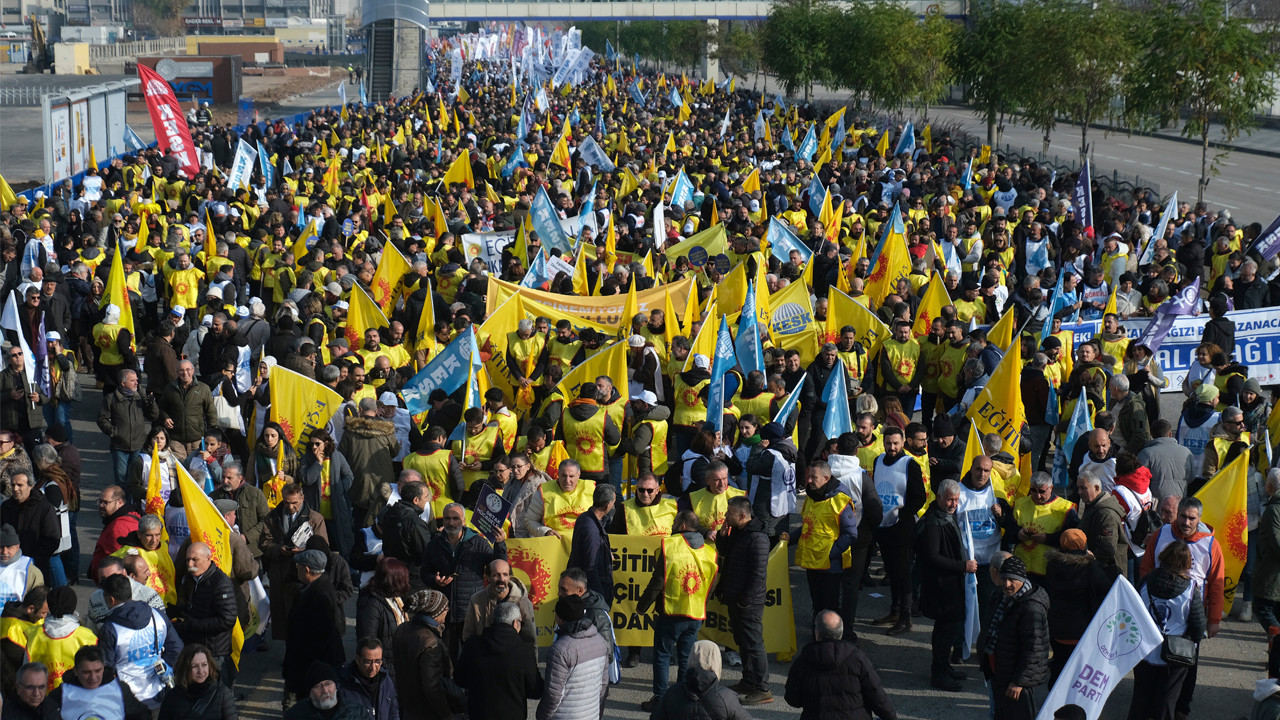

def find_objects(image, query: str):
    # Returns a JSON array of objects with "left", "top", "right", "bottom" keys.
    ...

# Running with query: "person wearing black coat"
[
  {"left": 283, "top": 550, "right": 346, "bottom": 699},
  {"left": 977, "top": 556, "right": 1051, "bottom": 720},
  {"left": 455, "top": 604, "right": 543, "bottom": 720},
  {"left": 567, "top": 484, "right": 615, "bottom": 599},
  {"left": 172, "top": 542, "right": 239, "bottom": 684},
  {"left": 381, "top": 482, "right": 435, "bottom": 591},
  {"left": 784, "top": 610, "right": 897, "bottom": 720},
  {"left": 653, "top": 666, "right": 753, "bottom": 720},
  {"left": 157, "top": 645, "right": 238, "bottom": 720},
  {"left": 913, "top": 482, "right": 977, "bottom": 691},
  {"left": 716, "top": 499, "right": 772, "bottom": 701},
  {"left": 1044, "top": 533, "right": 1112, "bottom": 682},
  {"left": 0, "top": 474, "right": 59, "bottom": 579},
  {"left": 337, "top": 639, "right": 400, "bottom": 720}
]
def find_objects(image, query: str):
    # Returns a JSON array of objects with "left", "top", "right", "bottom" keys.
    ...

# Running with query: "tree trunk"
[
  {"left": 1043, "top": 128, "right": 1050, "bottom": 156},
  {"left": 986, "top": 108, "right": 997, "bottom": 148},
  {"left": 1199, "top": 124, "right": 1210, "bottom": 204},
  {"left": 1080, "top": 124, "right": 1089, "bottom": 165}
]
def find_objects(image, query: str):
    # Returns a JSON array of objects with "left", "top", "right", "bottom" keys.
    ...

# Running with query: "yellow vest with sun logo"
[
  {"left": 672, "top": 376, "right": 710, "bottom": 427},
  {"left": 881, "top": 337, "right": 921, "bottom": 386},
  {"left": 541, "top": 479, "right": 596, "bottom": 535},
  {"left": 563, "top": 410, "right": 607, "bottom": 473},
  {"left": 689, "top": 487, "right": 746, "bottom": 535},
  {"left": 661, "top": 535, "right": 718, "bottom": 620},
  {"left": 797, "top": 492, "right": 854, "bottom": 571},
  {"left": 452, "top": 425, "right": 500, "bottom": 489}
]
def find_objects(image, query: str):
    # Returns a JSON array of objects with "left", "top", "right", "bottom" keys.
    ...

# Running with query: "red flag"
[{"left": 137, "top": 64, "right": 200, "bottom": 178}]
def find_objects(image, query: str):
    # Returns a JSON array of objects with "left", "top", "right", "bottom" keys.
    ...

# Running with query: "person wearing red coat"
[{"left": 90, "top": 486, "right": 139, "bottom": 581}]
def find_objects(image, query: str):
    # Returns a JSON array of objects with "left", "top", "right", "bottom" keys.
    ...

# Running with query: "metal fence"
[
  {"left": 0, "top": 85, "right": 64, "bottom": 106},
  {"left": 88, "top": 38, "right": 185, "bottom": 61}
]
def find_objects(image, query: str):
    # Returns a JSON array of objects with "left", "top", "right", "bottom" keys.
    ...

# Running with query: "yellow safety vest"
[
  {"left": 25, "top": 623, "right": 98, "bottom": 691},
  {"left": 938, "top": 343, "right": 969, "bottom": 398},
  {"left": 0, "top": 617, "right": 38, "bottom": 649},
  {"left": 641, "top": 419, "right": 669, "bottom": 475},
  {"left": 93, "top": 323, "right": 125, "bottom": 365},
  {"left": 837, "top": 348, "right": 866, "bottom": 382},
  {"left": 735, "top": 392, "right": 775, "bottom": 422},
  {"left": 1097, "top": 335, "right": 1130, "bottom": 374},
  {"left": 1012, "top": 495, "right": 1075, "bottom": 576},
  {"left": 911, "top": 449, "right": 933, "bottom": 518},
  {"left": 920, "top": 338, "right": 948, "bottom": 393},
  {"left": 661, "top": 535, "right": 718, "bottom": 620},
  {"left": 688, "top": 487, "right": 746, "bottom": 534},
  {"left": 488, "top": 408, "right": 518, "bottom": 453},
  {"left": 881, "top": 338, "right": 921, "bottom": 386},
  {"left": 798, "top": 491, "right": 853, "bottom": 570},
  {"left": 404, "top": 448, "right": 454, "bottom": 518},
  {"left": 856, "top": 434, "right": 884, "bottom": 475},
  {"left": 673, "top": 376, "right": 710, "bottom": 427},
  {"left": 954, "top": 298, "right": 986, "bottom": 325},
  {"left": 623, "top": 497, "right": 678, "bottom": 536},
  {"left": 453, "top": 425, "right": 500, "bottom": 489},
  {"left": 546, "top": 339, "right": 582, "bottom": 373},
  {"left": 563, "top": 410, "right": 608, "bottom": 473},
  {"left": 541, "top": 479, "right": 596, "bottom": 535},
  {"left": 506, "top": 332, "right": 546, "bottom": 377}
]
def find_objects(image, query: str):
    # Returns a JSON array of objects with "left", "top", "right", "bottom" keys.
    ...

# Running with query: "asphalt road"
[
  {"left": 57, "top": 382, "right": 1259, "bottom": 720},
  {"left": 922, "top": 106, "right": 1280, "bottom": 227}
]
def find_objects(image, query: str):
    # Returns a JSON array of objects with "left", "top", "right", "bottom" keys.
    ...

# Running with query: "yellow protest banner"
[
  {"left": 175, "top": 463, "right": 246, "bottom": 668},
  {"left": 608, "top": 535, "right": 796, "bottom": 655},
  {"left": 664, "top": 224, "right": 728, "bottom": 268},
  {"left": 505, "top": 536, "right": 570, "bottom": 647},
  {"left": 486, "top": 276, "right": 695, "bottom": 328},
  {"left": 102, "top": 242, "right": 137, "bottom": 351},
  {"left": 768, "top": 280, "right": 819, "bottom": 365},
  {"left": 269, "top": 365, "right": 343, "bottom": 453}
]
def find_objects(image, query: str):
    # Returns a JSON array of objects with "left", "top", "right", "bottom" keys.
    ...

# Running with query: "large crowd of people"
[{"left": 0, "top": 29, "right": 1278, "bottom": 720}]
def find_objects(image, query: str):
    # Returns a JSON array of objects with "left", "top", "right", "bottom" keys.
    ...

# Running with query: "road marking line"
[{"left": 1119, "top": 143, "right": 1151, "bottom": 151}]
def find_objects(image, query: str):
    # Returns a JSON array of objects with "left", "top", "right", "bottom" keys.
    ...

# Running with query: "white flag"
[
  {"left": 227, "top": 139, "right": 258, "bottom": 191},
  {"left": 962, "top": 521, "right": 979, "bottom": 660},
  {"left": 1035, "top": 576, "right": 1162, "bottom": 720}
]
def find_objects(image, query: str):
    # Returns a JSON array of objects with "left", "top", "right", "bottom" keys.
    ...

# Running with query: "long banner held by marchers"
[
  {"left": 1060, "top": 306, "right": 1280, "bottom": 390},
  {"left": 1036, "top": 577, "right": 1161, "bottom": 720},
  {"left": 486, "top": 276, "right": 695, "bottom": 328},
  {"left": 137, "top": 64, "right": 200, "bottom": 178}
]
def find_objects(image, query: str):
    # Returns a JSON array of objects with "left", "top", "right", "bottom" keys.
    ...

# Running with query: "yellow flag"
[
  {"left": 558, "top": 340, "right": 631, "bottom": 406},
  {"left": 573, "top": 249, "right": 590, "bottom": 296},
  {"left": 604, "top": 214, "right": 618, "bottom": 267},
  {"left": 344, "top": 285, "right": 390, "bottom": 349},
  {"left": 550, "top": 130, "right": 572, "bottom": 170},
  {"left": 371, "top": 242, "right": 410, "bottom": 313},
  {"left": 438, "top": 99, "right": 449, "bottom": 128},
  {"left": 381, "top": 192, "right": 397, "bottom": 227},
  {"left": 443, "top": 149, "right": 475, "bottom": 189},
  {"left": 1103, "top": 283, "right": 1118, "bottom": 317},
  {"left": 89, "top": 145, "right": 98, "bottom": 171},
  {"left": 620, "top": 282, "right": 639, "bottom": 337},
  {"left": 965, "top": 333, "right": 1024, "bottom": 458},
  {"left": 664, "top": 224, "right": 728, "bottom": 266},
  {"left": 979, "top": 145, "right": 992, "bottom": 165},
  {"left": 912, "top": 271, "right": 951, "bottom": 339},
  {"left": 717, "top": 263, "right": 749, "bottom": 316},
  {"left": 866, "top": 226, "right": 912, "bottom": 307},
  {"left": 961, "top": 421, "right": 985, "bottom": 480},
  {"left": 269, "top": 365, "right": 344, "bottom": 453},
  {"left": 392, "top": 126, "right": 406, "bottom": 146},
  {"left": 144, "top": 443, "right": 165, "bottom": 517},
  {"left": 678, "top": 102, "right": 691, "bottom": 123},
  {"left": 682, "top": 276, "right": 700, "bottom": 333},
  {"left": 432, "top": 198, "right": 448, "bottom": 238},
  {"left": 415, "top": 278, "right": 437, "bottom": 356},
  {"left": 0, "top": 173, "right": 16, "bottom": 212},
  {"left": 292, "top": 219, "right": 318, "bottom": 260},
  {"left": 618, "top": 168, "right": 642, "bottom": 198},
  {"left": 616, "top": 131, "right": 632, "bottom": 157},
  {"left": 923, "top": 124, "right": 933, "bottom": 154},
  {"left": 458, "top": 85, "right": 471, "bottom": 104},
  {"left": 664, "top": 132, "right": 676, "bottom": 155},
  {"left": 831, "top": 288, "right": 889, "bottom": 359},
  {"left": 102, "top": 241, "right": 137, "bottom": 351},
  {"left": 204, "top": 210, "right": 218, "bottom": 282},
  {"left": 988, "top": 305, "right": 1018, "bottom": 352},
  {"left": 1194, "top": 448, "right": 1250, "bottom": 614},
  {"left": 875, "top": 129, "right": 890, "bottom": 158},
  {"left": 742, "top": 168, "right": 761, "bottom": 195},
  {"left": 173, "top": 463, "right": 245, "bottom": 668},
  {"left": 663, "top": 285, "right": 680, "bottom": 350},
  {"left": 769, "top": 280, "right": 820, "bottom": 365},
  {"left": 323, "top": 160, "right": 341, "bottom": 197},
  {"left": 709, "top": 197, "right": 720, "bottom": 227},
  {"left": 684, "top": 302, "right": 719, "bottom": 370}
]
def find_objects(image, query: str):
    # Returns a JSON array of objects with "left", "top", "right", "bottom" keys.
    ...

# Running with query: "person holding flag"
[{"left": 915, "top": 478, "right": 978, "bottom": 691}]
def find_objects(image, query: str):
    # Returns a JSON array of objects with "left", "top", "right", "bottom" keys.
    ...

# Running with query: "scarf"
[{"left": 981, "top": 579, "right": 1033, "bottom": 656}]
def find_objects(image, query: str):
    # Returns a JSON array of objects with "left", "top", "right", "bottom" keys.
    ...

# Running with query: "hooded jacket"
[
  {"left": 980, "top": 584, "right": 1051, "bottom": 690},
  {"left": 784, "top": 638, "right": 897, "bottom": 720},
  {"left": 99, "top": 600, "right": 185, "bottom": 698},
  {"left": 337, "top": 414, "right": 400, "bottom": 522},
  {"left": 654, "top": 666, "right": 753, "bottom": 720},
  {"left": 536, "top": 619, "right": 609, "bottom": 720},
  {"left": 1078, "top": 492, "right": 1127, "bottom": 572},
  {"left": 456, "top": 622, "right": 543, "bottom": 720},
  {"left": 1045, "top": 549, "right": 1113, "bottom": 642}
]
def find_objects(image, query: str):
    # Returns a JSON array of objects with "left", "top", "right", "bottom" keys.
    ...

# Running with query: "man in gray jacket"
[
  {"left": 96, "top": 369, "right": 158, "bottom": 486},
  {"left": 1137, "top": 419, "right": 1192, "bottom": 501},
  {"left": 536, "top": 593, "right": 609, "bottom": 720}
]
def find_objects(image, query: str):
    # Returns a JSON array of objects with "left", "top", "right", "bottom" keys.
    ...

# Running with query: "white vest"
[
  {"left": 748, "top": 448, "right": 796, "bottom": 519},
  {"left": 1080, "top": 455, "right": 1117, "bottom": 492},
  {"left": 680, "top": 449, "right": 702, "bottom": 493},
  {"left": 828, "top": 454, "right": 865, "bottom": 527},
  {"left": 1081, "top": 283, "right": 1109, "bottom": 320},
  {"left": 957, "top": 482, "right": 1000, "bottom": 564},
  {"left": 42, "top": 480, "right": 72, "bottom": 554},
  {"left": 875, "top": 454, "right": 912, "bottom": 528},
  {"left": 359, "top": 526, "right": 383, "bottom": 588},
  {"left": 1153, "top": 524, "right": 1214, "bottom": 598},
  {"left": 1141, "top": 581, "right": 1195, "bottom": 666},
  {"left": 61, "top": 678, "right": 126, "bottom": 720},
  {"left": 1177, "top": 412, "right": 1220, "bottom": 476},
  {"left": 109, "top": 609, "right": 167, "bottom": 706},
  {"left": 0, "top": 556, "right": 32, "bottom": 604},
  {"left": 1113, "top": 485, "right": 1153, "bottom": 557}
]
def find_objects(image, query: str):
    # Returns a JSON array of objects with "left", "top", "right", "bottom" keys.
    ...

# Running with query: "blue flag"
[
  {"left": 773, "top": 372, "right": 806, "bottom": 426},
  {"left": 1052, "top": 391, "right": 1093, "bottom": 488},
  {"left": 669, "top": 87, "right": 683, "bottom": 108},
  {"left": 516, "top": 110, "right": 528, "bottom": 141},
  {"left": 1046, "top": 384, "right": 1060, "bottom": 426},
  {"left": 257, "top": 141, "right": 274, "bottom": 188},
  {"left": 961, "top": 156, "right": 975, "bottom": 193},
  {"left": 753, "top": 111, "right": 767, "bottom": 141},
  {"left": 595, "top": 100, "right": 605, "bottom": 137},
  {"left": 1073, "top": 159, "right": 1094, "bottom": 235},
  {"left": 358, "top": 81, "right": 368, "bottom": 106},
  {"left": 281, "top": 155, "right": 294, "bottom": 177},
  {"left": 401, "top": 328, "right": 477, "bottom": 415},
  {"left": 830, "top": 116, "right": 845, "bottom": 159},
  {"left": 893, "top": 121, "right": 915, "bottom": 157},
  {"left": 501, "top": 143, "right": 529, "bottom": 179},
  {"left": 1140, "top": 191, "right": 1179, "bottom": 265},
  {"left": 821, "top": 363, "right": 852, "bottom": 441},
  {"left": 766, "top": 217, "right": 812, "bottom": 264},
  {"left": 579, "top": 180, "right": 597, "bottom": 218},
  {"left": 124, "top": 124, "right": 147, "bottom": 152},
  {"left": 1041, "top": 269, "right": 1066, "bottom": 345},
  {"left": 705, "top": 316, "right": 738, "bottom": 432},
  {"left": 629, "top": 82, "right": 646, "bottom": 107},
  {"left": 605, "top": 39, "right": 616, "bottom": 60},
  {"left": 735, "top": 283, "right": 764, "bottom": 375},
  {"left": 962, "top": 522, "right": 980, "bottom": 660},
  {"left": 668, "top": 169, "right": 695, "bottom": 209},
  {"left": 780, "top": 126, "right": 795, "bottom": 153},
  {"left": 1135, "top": 277, "right": 1201, "bottom": 353},
  {"left": 568, "top": 106, "right": 581, "bottom": 126},
  {"left": 531, "top": 185, "right": 572, "bottom": 254},
  {"left": 796, "top": 124, "right": 817, "bottom": 162},
  {"left": 806, "top": 176, "right": 825, "bottom": 218},
  {"left": 521, "top": 251, "right": 550, "bottom": 289}
]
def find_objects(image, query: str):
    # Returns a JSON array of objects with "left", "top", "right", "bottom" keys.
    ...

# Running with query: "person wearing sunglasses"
[{"left": 1, "top": 344, "right": 48, "bottom": 453}]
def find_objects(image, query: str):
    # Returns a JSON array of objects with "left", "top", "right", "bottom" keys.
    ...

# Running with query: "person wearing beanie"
[
  {"left": 977, "top": 554, "right": 1050, "bottom": 720},
  {"left": 928, "top": 414, "right": 965, "bottom": 485},
  {"left": 392, "top": 589, "right": 463, "bottom": 720},
  {"left": 283, "top": 547, "right": 345, "bottom": 711},
  {"left": 538, "top": 590, "right": 609, "bottom": 720},
  {"left": 1045, "top": 528, "right": 1112, "bottom": 682},
  {"left": 1177, "top": 382, "right": 1221, "bottom": 478}
]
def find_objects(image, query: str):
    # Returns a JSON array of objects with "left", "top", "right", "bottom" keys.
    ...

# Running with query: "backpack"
[{"left": 1130, "top": 503, "right": 1162, "bottom": 548}]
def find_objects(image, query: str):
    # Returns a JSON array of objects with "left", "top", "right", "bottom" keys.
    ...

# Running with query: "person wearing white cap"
[
  {"left": 626, "top": 334, "right": 664, "bottom": 403},
  {"left": 620, "top": 390, "right": 671, "bottom": 484},
  {"left": 377, "top": 391, "right": 412, "bottom": 463},
  {"left": 91, "top": 304, "right": 135, "bottom": 394},
  {"left": 670, "top": 353, "right": 713, "bottom": 474},
  {"left": 42, "top": 331, "right": 77, "bottom": 440}
]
